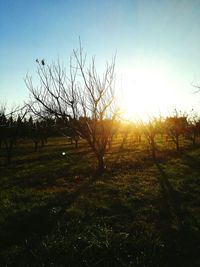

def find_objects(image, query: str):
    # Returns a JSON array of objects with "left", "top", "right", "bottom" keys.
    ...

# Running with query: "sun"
[{"left": 117, "top": 65, "right": 180, "bottom": 121}]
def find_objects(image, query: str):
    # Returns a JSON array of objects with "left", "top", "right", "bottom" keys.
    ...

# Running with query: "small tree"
[
  {"left": 25, "top": 45, "right": 118, "bottom": 173},
  {"left": 164, "top": 110, "right": 188, "bottom": 151},
  {"left": 0, "top": 104, "right": 28, "bottom": 164},
  {"left": 185, "top": 112, "right": 200, "bottom": 146},
  {"left": 141, "top": 118, "right": 162, "bottom": 160}
]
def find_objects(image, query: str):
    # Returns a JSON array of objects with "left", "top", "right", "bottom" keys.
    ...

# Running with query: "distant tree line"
[
  {"left": 1, "top": 105, "right": 200, "bottom": 168},
  {"left": 123, "top": 110, "right": 200, "bottom": 160},
  {"left": 0, "top": 108, "right": 56, "bottom": 164}
]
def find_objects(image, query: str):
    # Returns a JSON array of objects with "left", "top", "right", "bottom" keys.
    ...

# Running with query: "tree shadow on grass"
[
  {"left": 156, "top": 162, "right": 185, "bottom": 227},
  {"left": 178, "top": 150, "right": 200, "bottom": 173},
  {"left": 155, "top": 161, "right": 200, "bottom": 267}
]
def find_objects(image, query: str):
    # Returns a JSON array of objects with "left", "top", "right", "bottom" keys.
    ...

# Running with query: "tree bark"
[{"left": 97, "top": 154, "right": 105, "bottom": 174}]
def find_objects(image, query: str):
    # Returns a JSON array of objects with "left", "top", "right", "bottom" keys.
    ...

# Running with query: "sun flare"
[{"left": 117, "top": 65, "right": 181, "bottom": 121}]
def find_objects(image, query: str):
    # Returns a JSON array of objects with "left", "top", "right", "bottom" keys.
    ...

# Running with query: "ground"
[{"left": 0, "top": 137, "right": 200, "bottom": 266}]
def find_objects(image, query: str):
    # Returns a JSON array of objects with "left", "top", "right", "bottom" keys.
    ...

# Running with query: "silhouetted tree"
[
  {"left": 0, "top": 104, "right": 29, "bottom": 164},
  {"left": 141, "top": 118, "right": 162, "bottom": 160},
  {"left": 164, "top": 111, "right": 188, "bottom": 151},
  {"left": 25, "top": 44, "right": 118, "bottom": 173},
  {"left": 185, "top": 112, "right": 200, "bottom": 146},
  {"left": 26, "top": 116, "right": 50, "bottom": 151}
]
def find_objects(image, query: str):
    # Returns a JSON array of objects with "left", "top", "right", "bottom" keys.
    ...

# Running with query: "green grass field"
[{"left": 0, "top": 137, "right": 200, "bottom": 266}]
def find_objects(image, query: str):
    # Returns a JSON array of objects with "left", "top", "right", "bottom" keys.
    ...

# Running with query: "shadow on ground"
[{"left": 155, "top": 160, "right": 200, "bottom": 267}]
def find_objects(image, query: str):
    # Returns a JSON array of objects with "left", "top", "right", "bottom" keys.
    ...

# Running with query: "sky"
[{"left": 1, "top": 0, "right": 200, "bottom": 119}]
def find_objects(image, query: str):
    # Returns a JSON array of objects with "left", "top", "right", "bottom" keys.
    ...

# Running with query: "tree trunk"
[
  {"left": 151, "top": 143, "right": 156, "bottom": 160},
  {"left": 192, "top": 134, "right": 196, "bottom": 147},
  {"left": 5, "top": 140, "right": 13, "bottom": 165},
  {"left": 150, "top": 137, "right": 156, "bottom": 160},
  {"left": 97, "top": 154, "right": 105, "bottom": 174},
  {"left": 34, "top": 140, "right": 38, "bottom": 152},
  {"left": 75, "top": 139, "right": 78, "bottom": 148},
  {"left": 175, "top": 136, "right": 179, "bottom": 151}
]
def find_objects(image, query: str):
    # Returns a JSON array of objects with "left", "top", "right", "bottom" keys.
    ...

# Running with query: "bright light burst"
[{"left": 117, "top": 64, "right": 185, "bottom": 121}]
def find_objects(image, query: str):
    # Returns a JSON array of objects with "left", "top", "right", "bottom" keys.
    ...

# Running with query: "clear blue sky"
[{"left": 1, "top": 0, "right": 200, "bottom": 117}]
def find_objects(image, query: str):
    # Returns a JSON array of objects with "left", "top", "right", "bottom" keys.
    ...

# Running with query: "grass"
[{"left": 0, "top": 136, "right": 200, "bottom": 266}]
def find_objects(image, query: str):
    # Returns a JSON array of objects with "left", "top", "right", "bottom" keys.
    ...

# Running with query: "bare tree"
[
  {"left": 25, "top": 45, "right": 118, "bottom": 173},
  {"left": 141, "top": 117, "right": 162, "bottom": 160},
  {"left": 185, "top": 112, "right": 200, "bottom": 146},
  {"left": 164, "top": 110, "right": 188, "bottom": 151},
  {"left": 0, "top": 103, "right": 28, "bottom": 164}
]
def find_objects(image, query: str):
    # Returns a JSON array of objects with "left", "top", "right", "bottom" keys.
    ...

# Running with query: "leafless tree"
[
  {"left": 25, "top": 45, "right": 119, "bottom": 173},
  {"left": 164, "top": 110, "right": 188, "bottom": 151},
  {"left": 141, "top": 117, "right": 162, "bottom": 160},
  {"left": 0, "top": 103, "right": 28, "bottom": 164},
  {"left": 185, "top": 111, "right": 200, "bottom": 146}
]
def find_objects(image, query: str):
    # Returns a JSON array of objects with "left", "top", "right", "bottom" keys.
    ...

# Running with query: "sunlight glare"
[{"left": 118, "top": 65, "right": 182, "bottom": 121}]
